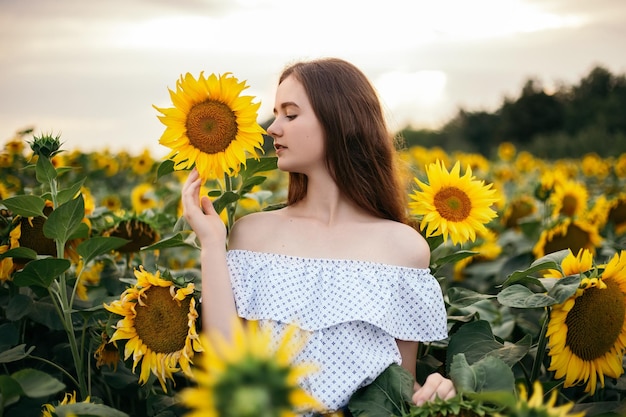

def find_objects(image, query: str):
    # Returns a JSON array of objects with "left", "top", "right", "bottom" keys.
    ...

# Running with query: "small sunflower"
[
  {"left": 533, "top": 218, "right": 603, "bottom": 259},
  {"left": 502, "top": 195, "right": 537, "bottom": 229},
  {"left": 154, "top": 72, "right": 266, "bottom": 181},
  {"left": 409, "top": 160, "right": 499, "bottom": 245},
  {"left": 94, "top": 331, "right": 121, "bottom": 371},
  {"left": 497, "top": 141, "right": 516, "bottom": 162},
  {"left": 180, "top": 319, "right": 321, "bottom": 417},
  {"left": 585, "top": 195, "right": 610, "bottom": 229},
  {"left": 607, "top": 193, "right": 626, "bottom": 235},
  {"left": 41, "top": 391, "right": 91, "bottom": 417},
  {"left": 102, "top": 216, "right": 160, "bottom": 254},
  {"left": 104, "top": 266, "right": 201, "bottom": 391},
  {"left": 0, "top": 244, "right": 15, "bottom": 283},
  {"left": 131, "top": 149, "right": 156, "bottom": 176},
  {"left": 131, "top": 183, "right": 160, "bottom": 213},
  {"left": 505, "top": 381, "right": 585, "bottom": 417},
  {"left": 550, "top": 180, "right": 588, "bottom": 219},
  {"left": 100, "top": 194, "right": 122, "bottom": 212},
  {"left": 9, "top": 203, "right": 56, "bottom": 265},
  {"left": 545, "top": 249, "right": 626, "bottom": 393}
]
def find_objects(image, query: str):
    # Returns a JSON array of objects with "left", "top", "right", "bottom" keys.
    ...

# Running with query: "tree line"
[{"left": 399, "top": 65, "right": 626, "bottom": 159}]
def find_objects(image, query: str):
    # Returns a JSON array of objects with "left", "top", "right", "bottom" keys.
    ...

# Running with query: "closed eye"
[{"left": 286, "top": 114, "right": 297, "bottom": 121}]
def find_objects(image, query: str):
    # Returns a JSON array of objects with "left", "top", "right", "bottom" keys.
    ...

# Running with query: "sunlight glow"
[{"left": 110, "top": 0, "right": 584, "bottom": 53}]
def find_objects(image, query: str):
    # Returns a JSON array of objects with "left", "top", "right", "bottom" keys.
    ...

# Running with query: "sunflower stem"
[
  {"left": 530, "top": 308, "right": 550, "bottom": 384},
  {"left": 48, "top": 169, "right": 88, "bottom": 398},
  {"left": 224, "top": 173, "right": 236, "bottom": 234}
]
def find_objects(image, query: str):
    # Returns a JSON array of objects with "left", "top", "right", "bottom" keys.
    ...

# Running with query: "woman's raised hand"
[{"left": 181, "top": 168, "right": 227, "bottom": 247}]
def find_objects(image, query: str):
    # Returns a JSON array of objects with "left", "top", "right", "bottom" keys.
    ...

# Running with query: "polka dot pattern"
[{"left": 227, "top": 249, "right": 448, "bottom": 413}]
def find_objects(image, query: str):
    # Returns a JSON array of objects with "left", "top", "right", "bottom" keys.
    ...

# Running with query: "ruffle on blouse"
[{"left": 227, "top": 250, "right": 448, "bottom": 342}]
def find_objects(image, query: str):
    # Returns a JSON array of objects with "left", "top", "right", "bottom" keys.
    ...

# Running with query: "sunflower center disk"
[
  {"left": 544, "top": 223, "right": 590, "bottom": 256},
  {"left": 565, "top": 280, "right": 626, "bottom": 361},
  {"left": 561, "top": 194, "right": 579, "bottom": 217},
  {"left": 434, "top": 187, "right": 472, "bottom": 222},
  {"left": 134, "top": 286, "right": 191, "bottom": 353},
  {"left": 186, "top": 100, "right": 238, "bottom": 154}
]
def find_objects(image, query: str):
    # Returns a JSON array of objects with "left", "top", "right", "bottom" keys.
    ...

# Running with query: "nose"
[{"left": 266, "top": 118, "right": 281, "bottom": 138}]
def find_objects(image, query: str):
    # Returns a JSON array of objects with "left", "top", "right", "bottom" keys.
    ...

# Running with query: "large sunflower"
[
  {"left": 409, "top": 160, "right": 499, "bottom": 245},
  {"left": 545, "top": 249, "right": 626, "bottom": 393},
  {"left": 154, "top": 72, "right": 266, "bottom": 180},
  {"left": 104, "top": 266, "right": 202, "bottom": 391},
  {"left": 180, "top": 319, "right": 321, "bottom": 417}
]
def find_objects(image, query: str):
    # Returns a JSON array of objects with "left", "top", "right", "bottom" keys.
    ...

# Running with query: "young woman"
[{"left": 182, "top": 58, "right": 455, "bottom": 413}]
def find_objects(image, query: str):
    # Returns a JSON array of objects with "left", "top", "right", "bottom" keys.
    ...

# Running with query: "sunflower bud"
[{"left": 28, "top": 133, "right": 63, "bottom": 159}]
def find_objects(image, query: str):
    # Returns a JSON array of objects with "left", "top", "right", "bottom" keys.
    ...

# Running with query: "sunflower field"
[{"left": 2, "top": 77, "right": 626, "bottom": 417}]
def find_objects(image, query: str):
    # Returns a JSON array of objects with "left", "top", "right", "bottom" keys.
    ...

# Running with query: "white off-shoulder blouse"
[{"left": 226, "top": 249, "right": 448, "bottom": 413}]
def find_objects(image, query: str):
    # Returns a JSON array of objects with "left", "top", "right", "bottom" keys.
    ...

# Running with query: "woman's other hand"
[{"left": 412, "top": 373, "right": 456, "bottom": 406}]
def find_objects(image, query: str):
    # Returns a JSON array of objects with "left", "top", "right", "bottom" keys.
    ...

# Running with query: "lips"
[{"left": 274, "top": 143, "right": 286, "bottom": 152}]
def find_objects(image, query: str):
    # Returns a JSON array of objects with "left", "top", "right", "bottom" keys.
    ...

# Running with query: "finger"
[
  {"left": 412, "top": 374, "right": 455, "bottom": 406},
  {"left": 200, "top": 195, "right": 216, "bottom": 215}
]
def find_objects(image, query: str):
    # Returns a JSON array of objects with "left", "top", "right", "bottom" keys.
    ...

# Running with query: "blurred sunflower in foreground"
[
  {"left": 505, "top": 381, "right": 585, "bottom": 417},
  {"left": 544, "top": 249, "right": 626, "bottom": 393},
  {"left": 41, "top": 391, "right": 92, "bottom": 417},
  {"left": 409, "top": 160, "right": 499, "bottom": 246},
  {"left": 104, "top": 266, "right": 202, "bottom": 391},
  {"left": 180, "top": 320, "right": 321, "bottom": 417},
  {"left": 154, "top": 72, "right": 266, "bottom": 181}
]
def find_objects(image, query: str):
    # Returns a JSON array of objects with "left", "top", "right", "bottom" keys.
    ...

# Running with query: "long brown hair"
[{"left": 279, "top": 58, "right": 409, "bottom": 223}]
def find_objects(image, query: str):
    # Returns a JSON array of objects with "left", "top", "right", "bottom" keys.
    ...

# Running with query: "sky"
[{"left": 1, "top": 0, "right": 625, "bottom": 157}]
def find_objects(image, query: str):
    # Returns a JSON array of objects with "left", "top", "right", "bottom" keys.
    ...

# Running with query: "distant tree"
[{"left": 498, "top": 79, "right": 564, "bottom": 145}]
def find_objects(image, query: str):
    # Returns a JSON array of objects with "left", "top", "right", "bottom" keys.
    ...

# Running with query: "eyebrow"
[{"left": 273, "top": 101, "right": 300, "bottom": 115}]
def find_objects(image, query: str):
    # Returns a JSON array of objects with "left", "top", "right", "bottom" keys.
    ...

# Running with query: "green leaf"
[
  {"left": 432, "top": 250, "right": 478, "bottom": 269},
  {"left": 1, "top": 195, "right": 46, "bottom": 217},
  {"left": 12, "top": 258, "right": 71, "bottom": 288},
  {"left": 446, "top": 320, "right": 528, "bottom": 369},
  {"left": 240, "top": 174, "right": 267, "bottom": 193},
  {"left": 501, "top": 260, "right": 558, "bottom": 288},
  {"left": 55, "top": 402, "right": 130, "bottom": 417},
  {"left": 5, "top": 294, "right": 33, "bottom": 320},
  {"left": 426, "top": 235, "right": 445, "bottom": 252},
  {"left": 143, "top": 232, "right": 195, "bottom": 251},
  {"left": 35, "top": 154, "right": 57, "bottom": 183},
  {"left": 240, "top": 156, "right": 277, "bottom": 179},
  {"left": 546, "top": 274, "right": 581, "bottom": 304},
  {"left": 12, "top": 368, "right": 65, "bottom": 398},
  {"left": 348, "top": 363, "right": 413, "bottom": 417},
  {"left": 57, "top": 178, "right": 86, "bottom": 205},
  {"left": 0, "top": 344, "right": 35, "bottom": 364},
  {"left": 447, "top": 287, "right": 495, "bottom": 308},
  {"left": 449, "top": 354, "right": 515, "bottom": 394},
  {"left": 156, "top": 159, "right": 176, "bottom": 179},
  {"left": 76, "top": 236, "right": 129, "bottom": 264},
  {"left": 497, "top": 284, "right": 556, "bottom": 308},
  {"left": 0, "top": 323, "right": 19, "bottom": 351},
  {"left": 0, "top": 247, "right": 38, "bottom": 260},
  {"left": 212, "top": 191, "right": 240, "bottom": 214},
  {"left": 43, "top": 194, "right": 85, "bottom": 243},
  {"left": 0, "top": 374, "right": 24, "bottom": 409}
]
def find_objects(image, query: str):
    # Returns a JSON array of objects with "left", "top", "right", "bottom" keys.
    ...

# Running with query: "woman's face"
[{"left": 266, "top": 74, "right": 325, "bottom": 174}]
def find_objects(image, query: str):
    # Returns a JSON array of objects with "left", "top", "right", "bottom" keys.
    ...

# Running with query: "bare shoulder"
[
  {"left": 228, "top": 209, "right": 283, "bottom": 251},
  {"left": 376, "top": 220, "right": 431, "bottom": 269}
]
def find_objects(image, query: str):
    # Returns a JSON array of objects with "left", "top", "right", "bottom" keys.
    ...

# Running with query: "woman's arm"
[{"left": 181, "top": 169, "right": 238, "bottom": 339}]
